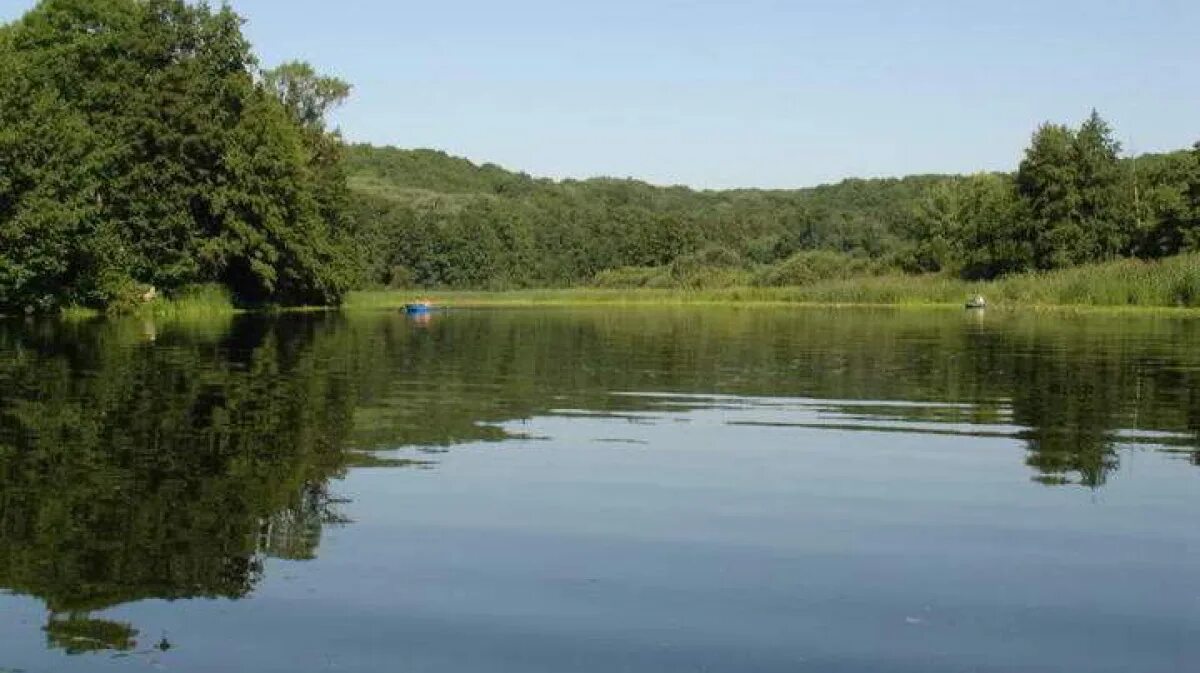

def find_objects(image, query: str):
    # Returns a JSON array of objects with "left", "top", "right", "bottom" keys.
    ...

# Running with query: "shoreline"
[{"left": 342, "top": 288, "right": 1200, "bottom": 317}]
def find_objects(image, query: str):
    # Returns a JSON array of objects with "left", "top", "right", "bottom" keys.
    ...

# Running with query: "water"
[{"left": 0, "top": 307, "right": 1196, "bottom": 672}]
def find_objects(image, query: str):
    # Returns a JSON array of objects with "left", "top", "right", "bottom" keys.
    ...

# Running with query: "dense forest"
[
  {"left": 1, "top": 0, "right": 1198, "bottom": 312},
  {"left": 346, "top": 117, "right": 1200, "bottom": 290}
]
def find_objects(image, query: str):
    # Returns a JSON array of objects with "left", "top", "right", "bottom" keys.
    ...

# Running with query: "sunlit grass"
[
  {"left": 52, "top": 284, "right": 240, "bottom": 321},
  {"left": 345, "top": 253, "right": 1200, "bottom": 312},
  {"left": 148, "top": 284, "right": 239, "bottom": 318}
]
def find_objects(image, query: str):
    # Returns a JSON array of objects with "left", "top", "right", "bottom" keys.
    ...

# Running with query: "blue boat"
[{"left": 404, "top": 302, "right": 433, "bottom": 314}]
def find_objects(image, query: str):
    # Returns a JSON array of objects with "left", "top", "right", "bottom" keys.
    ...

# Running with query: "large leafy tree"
[
  {"left": 1015, "top": 111, "right": 1127, "bottom": 270},
  {"left": 1124, "top": 148, "right": 1199, "bottom": 257},
  {"left": 0, "top": 0, "right": 354, "bottom": 312},
  {"left": 1017, "top": 123, "right": 1084, "bottom": 269},
  {"left": 1072, "top": 110, "right": 1126, "bottom": 259},
  {"left": 903, "top": 173, "right": 1029, "bottom": 278}
]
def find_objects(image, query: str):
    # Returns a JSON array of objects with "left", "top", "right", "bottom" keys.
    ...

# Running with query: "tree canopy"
[
  {"left": 0, "top": 0, "right": 355, "bottom": 312},
  {"left": 344, "top": 111, "right": 1198, "bottom": 290}
]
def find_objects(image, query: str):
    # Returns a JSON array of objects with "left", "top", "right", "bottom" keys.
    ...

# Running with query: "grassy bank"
[
  {"left": 346, "top": 253, "right": 1200, "bottom": 311},
  {"left": 59, "top": 284, "right": 240, "bottom": 321}
]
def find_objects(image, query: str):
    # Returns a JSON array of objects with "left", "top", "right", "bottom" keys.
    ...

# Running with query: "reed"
[
  {"left": 345, "top": 253, "right": 1200, "bottom": 311},
  {"left": 136, "top": 284, "right": 240, "bottom": 320}
]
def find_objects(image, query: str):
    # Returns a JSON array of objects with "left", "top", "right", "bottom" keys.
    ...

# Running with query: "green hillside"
[
  {"left": 344, "top": 143, "right": 955, "bottom": 289},
  {"left": 344, "top": 136, "right": 1198, "bottom": 291}
]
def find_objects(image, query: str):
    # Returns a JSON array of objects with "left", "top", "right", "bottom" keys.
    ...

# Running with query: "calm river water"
[{"left": 0, "top": 307, "right": 1196, "bottom": 672}]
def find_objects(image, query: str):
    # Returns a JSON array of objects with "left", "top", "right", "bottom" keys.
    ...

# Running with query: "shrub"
[
  {"left": 753, "top": 250, "right": 887, "bottom": 287},
  {"left": 388, "top": 266, "right": 416, "bottom": 289},
  {"left": 592, "top": 266, "right": 665, "bottom": 288}
]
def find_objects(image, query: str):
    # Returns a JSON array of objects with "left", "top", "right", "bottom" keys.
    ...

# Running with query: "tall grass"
[
  {"left": 144, "top": 283, "right": 238, "bottom": 319},
  {"left": 55, "top": 283, "right": 239, "bottom": 321},
  {"left": 345, "top": 253, "right": 1200, "bottom": 311}
]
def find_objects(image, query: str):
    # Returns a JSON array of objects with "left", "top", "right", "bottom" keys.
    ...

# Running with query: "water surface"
[{"left": 0, "top": 307, "right": 1196, "bottom": 672}]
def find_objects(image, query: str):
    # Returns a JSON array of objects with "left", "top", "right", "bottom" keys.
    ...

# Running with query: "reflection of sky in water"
[{"left": 5, "top": 403, "right": 1194, "bottom": 673}]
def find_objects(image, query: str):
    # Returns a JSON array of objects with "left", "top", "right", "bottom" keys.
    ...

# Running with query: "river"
[{"left": 0, "top": 307, "right": 1195, "bottom": 672}]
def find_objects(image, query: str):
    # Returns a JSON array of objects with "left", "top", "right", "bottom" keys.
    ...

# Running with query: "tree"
[
  {"left": 901, "top": 173, "right": 1028, "bottom": 278},
  {"left": 1017, "top": 123, "right": 1084, "bottom": 269},
  {"left": 1125, "top": 149, "right": 1199, "bottom": 257},
  {"left": 957, "top": 174, "right": 1033, "bottom": 279},
  {"left": 0, "top": 0, "right": 355, "bottom": 312},
  {"left": 1072, "top": 110, "right": 1126, "bottom": 259},
  {"left": 903, "top": 180, "right": 968, "bottom": 273},
  {"left": 1015, "top": 111, "right": 1128, "bottom": 271},
  {"left": 262, "top": 61, "right": 351, "bottom": 130}
]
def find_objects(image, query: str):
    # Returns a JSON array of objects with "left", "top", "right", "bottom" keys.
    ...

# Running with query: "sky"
[{"left": 2, "top": 0, "right": 1197, "bottom": 189}]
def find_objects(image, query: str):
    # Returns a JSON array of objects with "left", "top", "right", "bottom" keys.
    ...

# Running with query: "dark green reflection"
[
  {"left": 0, "top": 315, "right": 420, "bottom": 653},
  {"left": 0, "top": 308, "right": 1197, "bottom": 654},
  {"left": 332, "top": 307, "right": 1200, "bottom": 489}
]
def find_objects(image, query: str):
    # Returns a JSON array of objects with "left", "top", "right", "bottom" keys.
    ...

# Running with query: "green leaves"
[
  {"left": 898, "top": 112, "right": 1194, "bottom": 281},
  {"left": 1015, "top": 111, "right": 1129, "bottom": 270},
  {"left": 261, "top": 61, "right": 351, "bottom": 130},
  {"left": 0, "top": 0, "right": 354, "bottom": 312}
]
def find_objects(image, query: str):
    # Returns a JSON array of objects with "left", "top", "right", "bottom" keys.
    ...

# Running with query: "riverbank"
[
  {"left": 22, "top": 252, "right": 1197, "bottom": 319},
  {"left": 346, "top": 253, "right": 1200, "bottom": 312}
]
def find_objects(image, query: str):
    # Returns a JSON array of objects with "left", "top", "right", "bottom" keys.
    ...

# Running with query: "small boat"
[
  {"left": 404, "top": 302, "right": 433, "bottom": 314},
  {"left": 965, "top": 295, "right": 987, "bottom": 309}
]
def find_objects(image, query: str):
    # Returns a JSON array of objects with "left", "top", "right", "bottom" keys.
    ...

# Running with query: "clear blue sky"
[{"left": 3, "top": 0, "right": 1197, "bottom": 188}]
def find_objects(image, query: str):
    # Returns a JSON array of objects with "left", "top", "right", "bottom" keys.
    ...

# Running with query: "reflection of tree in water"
[
  {"left": 44, "top": 615, "right": 138, "bottom": 655},
  {"left": 1004, "top": 342, "right": 1125, "bottom": 487},
  {"left": 259, "top": 482, "right": 352, "bottom": 561},
  {"left": 998, "top": 318, "right": 1200, "bottom": 487},
  {"left": 398, "top": 309, "right": 1199, "bottom": 489},
  {"left": 0, "top": 316, "right": 417, "bottom": 654},
  {"left": 346, "top": 309, "right": 1198, "bottom": 489}
]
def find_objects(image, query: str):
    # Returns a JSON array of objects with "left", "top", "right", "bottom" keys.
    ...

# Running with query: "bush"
[
  {"left": 672, "top": 246, "right": 745, "bottom": 271},
  {"left": 592, "top": 266, "right": 665, "bottom": 288},
  {"left": 592, "top": 253, "right": 751, "bottom": 290},
  {"left": 753, "top": 251, "right": 888, "bottom": 287},
  {"left": 664, "top": 247, "right": 750, "bottom": 288},
  {"left": 388, "top": 266, "right": 416, "bottom": 289}
]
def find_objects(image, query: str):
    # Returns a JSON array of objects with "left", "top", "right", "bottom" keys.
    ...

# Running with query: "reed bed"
[{"left": 346, "top": 253, "right": 1200, "bottom": 312}]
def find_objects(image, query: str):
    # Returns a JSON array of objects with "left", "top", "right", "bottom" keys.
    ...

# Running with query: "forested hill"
[
  {"left": 344, "top": 144, "right": 956, "bottom": 289},
  {"left": 343, "top": 138, "right": 1198, "bottom": 291}
]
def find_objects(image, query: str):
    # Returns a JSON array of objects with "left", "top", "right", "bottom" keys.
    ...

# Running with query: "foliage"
[
  {"left": 344, "top": 144, "right": 943, "bottom": 290},
  {"left": 1015, "top": 111, "right": 1127, "bottom": 269},
  {"left": 894, "top": 111, "right": 1197, "bottom": 281},
  {"left": 0, "top": 0, "right": 354, "bottom": 313},
  {"left": 899, "top": 173, "right": 1030, "bottom": 277},
  {"left": 343, "top": 111, "right": 1197, "bottom": 292},
  {"left": 753, "top": 250, "right": 890, "bottom": 287}
]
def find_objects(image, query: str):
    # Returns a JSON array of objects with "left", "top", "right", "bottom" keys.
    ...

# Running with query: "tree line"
[
  {"left": 906, "top": 112, "right": 1200, "bottom": 279},
  {"left": 1, "top": 0, "right": 1197, "bottom": 310},
  {"left": 346, "top": 146, "right": 944, "bottom": 289},
  {"left": 348, "top": 115, "right": 1199, "bottom": 290}
]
